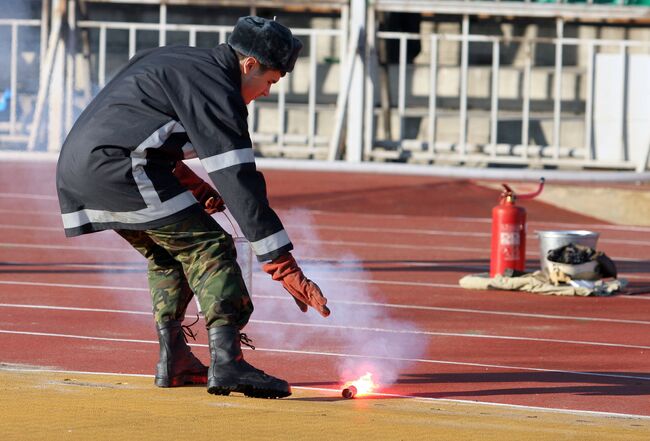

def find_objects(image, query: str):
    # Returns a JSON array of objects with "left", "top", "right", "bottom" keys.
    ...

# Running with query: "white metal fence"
[
  {"left": 0, "top": 18, "right": 44, "bottom": 145},
  {"left": 76, "top": 18, "right": 346, "bottom": 159},
  {"left": 365, "top": 29, "right": 650, "bottom": 172},
  {"left": 2, "top": 1, "right": 650, "bottom": 173}
]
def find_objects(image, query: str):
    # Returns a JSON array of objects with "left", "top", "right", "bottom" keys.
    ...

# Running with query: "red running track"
[{"left": 1, "top": 161, "right": 650, "bottom": 417}]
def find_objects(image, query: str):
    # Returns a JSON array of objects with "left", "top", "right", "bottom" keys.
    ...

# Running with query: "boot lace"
[
  {"left": 181, "top": 315, "right": 200, "bottom": 343},
  {"left": 239, "top": 333, "right": 256, "bottom": 350}
]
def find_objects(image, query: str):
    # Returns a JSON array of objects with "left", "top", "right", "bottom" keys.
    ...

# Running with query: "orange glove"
[
  {"left": 173, "top": 161, "right": 225, "bottom": 214},
  {"left": 262, "top": 253, "right": 330, "bottom": 318}
]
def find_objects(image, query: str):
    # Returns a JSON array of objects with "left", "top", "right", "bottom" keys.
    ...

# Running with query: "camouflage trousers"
[{"left": 116, "top": 211, "right": 253, "bottom": 329}]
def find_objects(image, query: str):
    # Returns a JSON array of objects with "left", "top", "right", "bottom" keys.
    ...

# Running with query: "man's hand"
[
  {"left": 173, "top": 161, "right": 225, "bottom": 214},
  {"left": 262, "top": 253, "right": 330, "bottom": 317},
  {"left": 204, "top": 196, "right": 225, "bottom": 215}
]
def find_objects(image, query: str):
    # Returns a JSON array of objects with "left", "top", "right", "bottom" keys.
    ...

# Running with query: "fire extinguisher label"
[
  {"left": 502, "top": 247, "right": 520, "bottom": 260},
  {"left": 500, "top": 232, "right": 520, "bottom": 245}
]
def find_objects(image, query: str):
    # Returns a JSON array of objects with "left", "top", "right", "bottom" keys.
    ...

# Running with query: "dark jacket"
[{"left": 56, "top": 44, "right": 292, "bottom": 262}]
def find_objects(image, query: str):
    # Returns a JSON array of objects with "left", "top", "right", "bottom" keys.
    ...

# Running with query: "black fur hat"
[{"left": 228, "top": 16, "right": 302, "bottom": 74}]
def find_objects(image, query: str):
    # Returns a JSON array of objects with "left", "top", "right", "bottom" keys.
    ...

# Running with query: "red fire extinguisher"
[{"left": 490, "top": 178, "right": 545, "bottom": 277}]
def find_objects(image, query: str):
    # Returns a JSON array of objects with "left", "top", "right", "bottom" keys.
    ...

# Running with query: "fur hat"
[{"left": 228, "top": 16, "right": 302, "bottom": 74}]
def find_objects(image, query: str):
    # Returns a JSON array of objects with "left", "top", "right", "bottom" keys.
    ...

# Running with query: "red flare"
[
  {"left": 341, "top": 372, "right": 378, "bottom": 398},
  {"left": 341, "top": 385, "right": 357, "bottom": 399}
]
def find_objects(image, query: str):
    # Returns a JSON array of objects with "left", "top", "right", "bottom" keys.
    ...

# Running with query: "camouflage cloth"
[{"left": 116, "top": 211, "right": 253, "bottom": 329}]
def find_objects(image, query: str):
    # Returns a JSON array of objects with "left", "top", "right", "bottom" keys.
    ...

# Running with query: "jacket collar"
[{"left": 211, "top": 43, "right": 242, "bottom": 91}]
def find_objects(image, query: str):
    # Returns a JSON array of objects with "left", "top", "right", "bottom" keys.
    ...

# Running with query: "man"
[{"left": 56, "top": 16, "right": 330, "bottom": 399}]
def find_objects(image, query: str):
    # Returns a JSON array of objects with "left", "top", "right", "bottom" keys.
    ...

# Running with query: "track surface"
[{"left": 1, "top": 161, "right": 650, "bottom": 418}]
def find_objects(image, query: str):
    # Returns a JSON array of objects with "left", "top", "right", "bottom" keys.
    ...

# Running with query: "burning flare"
[{"left": 341, "top": 372, "right": 378, "bottom": 398}]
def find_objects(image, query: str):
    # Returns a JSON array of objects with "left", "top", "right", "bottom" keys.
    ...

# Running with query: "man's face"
[{"left": 240, "top": 60, "right": 282, "bottom": 105}]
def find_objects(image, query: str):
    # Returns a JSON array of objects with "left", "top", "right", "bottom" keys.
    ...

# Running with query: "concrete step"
[
  {"left": 276, "top": 58, "right": 589, "bottom": 113},
  {"left": 253, "top": 101, "right": 589, "bottom": 152}
]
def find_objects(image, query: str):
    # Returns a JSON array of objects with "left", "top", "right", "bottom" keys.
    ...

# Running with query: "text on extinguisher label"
[{"left": 499, "top": 232, "right": 520, "bottom": 245}]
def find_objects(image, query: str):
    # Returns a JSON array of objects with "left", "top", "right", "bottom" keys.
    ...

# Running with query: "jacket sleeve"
[{"left": 165, "top": 64, "right": 292, "bottom": 262}]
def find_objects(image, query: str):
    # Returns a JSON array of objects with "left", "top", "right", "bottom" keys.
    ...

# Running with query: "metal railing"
[
  {"left": 2, "top": 1, "right": 650, "bottom": 173},
  {"left": 0, "top": 18, "right": 43, "bottom": 146},
  {"left": 75, "top": 18, "right": 346, "bottom": 158},
  {"left": 364, "top": 28, "right": 650, "bottom": 171}
]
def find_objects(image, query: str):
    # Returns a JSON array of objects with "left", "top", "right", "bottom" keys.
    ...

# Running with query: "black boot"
[
  {"left": 155, "top": 320, "right": 208, "bottom": 387},
  {"left": 207, "top": 326, "right": 291, "bottom": 398}
]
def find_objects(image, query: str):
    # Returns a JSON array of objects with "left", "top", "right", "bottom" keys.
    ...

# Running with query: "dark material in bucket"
[
  {"left": 547, "top": 243, "right": 596, "bottom": 265},
  {"left": 547, "top": 243, "right": 618, "bottom": 279}
]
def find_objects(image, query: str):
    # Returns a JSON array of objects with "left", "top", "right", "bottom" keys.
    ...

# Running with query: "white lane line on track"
[
  {"left": 1, "top": 239, "right": 486, "bottom": 253},
  {"left": 252, "top": 318, "right": 650, "bottom": 350},
  {"left": 3, "top": 197, "right": 650, "bottom": 234},
  {"left": 310, "top": 276, "right": 461, "bottom": 288},
  {"left": 1, "top": 262, "right": 143, "bottom": 271},
  {"left": 2, "top": 279, "right": 650, "bottom": 322},
  {"left": 0, "top": 280, "right": 148, "bottom": 291},
  {"left": 3, "top": 366, "right": 649, "bottom": 421},
  {"left": 0, "top": 208, "right": 60, "bottom": 216},
  {"left": 0, "top": 224, "right": 61, "bottom": 232},
  {"left": 304, "top": 209, "right": 650, "bottom": 233},
  {"left": 2, "top": 302, "right": 649, "bottom": 350},
  {"left": 0, "top": 242, "right": 138, "bottom": 252},
  {"left": 290, "top": 224, "right": 650, "bottom": 247},
  {"left": 284, "top": 223, "right": 490, "bottom": 238},
  {"left": 0, "top": 276, "right": 461, "bottom": 291},
  {"left": 1, "top": 257, "right": 648, "bottom": 282},
  {"left": 2, "top": 258, "right": 648, "bottom": 283},
  {"left": 2, "top": 240, "right": 649, "bottom": 268},
  {"left": 2, "top": 240, "right": 477, "bottom": 253},
  {"left": 0, "top": 193, "right": 58, "bottom": 201},
  {"left": 0, "top": 303, "right": 150, "bottom": 316},
  {"left": 3, "top": 221, "right": 650, "bottom": 249},
  {"left": 2, "top": 258, "right": 489, "bottom": 273},
  {"left": 2, "top": 328, "right": 650, "bottom": 384}
]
